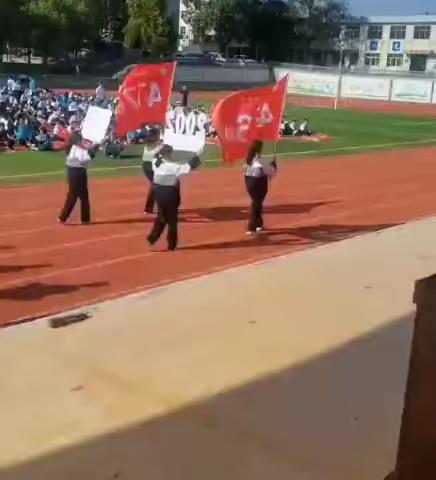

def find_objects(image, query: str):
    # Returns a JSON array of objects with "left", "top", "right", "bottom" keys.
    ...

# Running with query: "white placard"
[
  {"left": 163, "top": 129, "right": 206, "bottom": 152},
  {"left": 81, "top": 106, "right": 112, "bottom": 143}
]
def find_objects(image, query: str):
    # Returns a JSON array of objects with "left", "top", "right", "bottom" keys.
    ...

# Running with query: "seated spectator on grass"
[
  {"left": 16, "top": 118, "right": 33, "bottom": 146},
  {"left": 281, "top": 117, "right": 293, "bottom": 136},
  {"left": 0, "top": 123, "right": 15, "bottom": 150},
  {"left": 12, "top": 79, "right": 23, "bottom": 101},
  {"left": 31, "top": 126, "right": 52, "bottom": 151},
  {"left": 0, "top": 79, "right": 119, "bottom": 152},
  {"left": 30, "top": 77, "right": 37, "bottom": 96},
  {"left": 104, "top": 132, "right": 124, "bottom": 159},
  {"left": 296, "top": 119, "right": 312, "bottom": 136},
  {"left": 58, "top": 92, "right": 70, "bottom": 112},
  {"left": 96, "top": 83, "right": 107, "bottom": 107},
  {"left": 7, "top": 76, "right": 14, "bottom": 92}
]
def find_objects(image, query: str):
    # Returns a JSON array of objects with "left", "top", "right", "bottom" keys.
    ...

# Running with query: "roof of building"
[{"left": 364, "top": 15, "right": 436, "bottom": 25}]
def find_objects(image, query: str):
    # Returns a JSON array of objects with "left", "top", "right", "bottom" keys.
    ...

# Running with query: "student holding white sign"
[
  {"left": 58, "top": 134, "right": 100, "bottom": 225},
  {"left": 163, "top": 107, "right": 206, "bottom": 153},
  {"left": 146, "top": 144, "right": 202, "bottom": 251}
]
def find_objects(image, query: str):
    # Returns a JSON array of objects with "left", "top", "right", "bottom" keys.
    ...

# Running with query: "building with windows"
[
  {"left": 166, "top": 0, "right": 194, "bottom": 51},
  {"left": 341, "top": 16, "right": 436, "bottom": 72}
]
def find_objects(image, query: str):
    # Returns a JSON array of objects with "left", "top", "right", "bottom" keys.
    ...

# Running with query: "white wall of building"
[
  {"left": 344, "top": 16, "right": 436, "bottom": 73},
  {"left": 166, "top": 0, "right": 195, "bottom": 51}
]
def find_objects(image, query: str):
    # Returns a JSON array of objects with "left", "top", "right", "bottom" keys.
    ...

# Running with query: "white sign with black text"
[{"left": 163, "top": 111, "right": 207, "bottom": 152}]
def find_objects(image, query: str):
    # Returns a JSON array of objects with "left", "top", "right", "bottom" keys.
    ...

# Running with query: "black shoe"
[{"left": 147, "top": 235, "right": 156, "bottom": 246}]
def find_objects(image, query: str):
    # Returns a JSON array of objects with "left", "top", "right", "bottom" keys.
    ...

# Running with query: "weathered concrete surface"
[{"left": 1, "top": 218, "right": 436, "bottom": 480}]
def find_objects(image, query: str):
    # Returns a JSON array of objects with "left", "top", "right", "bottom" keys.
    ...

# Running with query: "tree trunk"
[{"left": 27, "top": 48, "right": 32, "bottom": 64}]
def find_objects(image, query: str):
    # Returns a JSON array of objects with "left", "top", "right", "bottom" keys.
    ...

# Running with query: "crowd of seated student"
[
  {"left": 281, "top": 117, "right": 313, "bottom": 137},
  {"left": 0, "top": 77, "right": 116, "bottom": 153},
  {"left": 0, "top": 76, "right": 218, "bottom": 158}
]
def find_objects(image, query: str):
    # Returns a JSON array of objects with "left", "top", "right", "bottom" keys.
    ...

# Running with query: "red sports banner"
[
  {"left": 211, "top": 76, "right": 288, "bottom": 163},
  {"left": 116, "top": 62, "right": 176, "bottom": 136}
]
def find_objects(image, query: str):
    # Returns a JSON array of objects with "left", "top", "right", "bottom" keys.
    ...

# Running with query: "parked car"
[
  {"left": 176, "top": 53, "right": 215, "bottom": 65},
  {"left": 206, "top": 52, "right": 226, "bottom": 63},
  {"left": 230, "top": 55, "right": 257, "bottom": 64}
]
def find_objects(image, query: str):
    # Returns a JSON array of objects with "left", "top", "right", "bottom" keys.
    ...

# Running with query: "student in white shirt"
[
  {"left": 58, "top": 135, "right": 100, "bottom": 224},
  {"left": 142, "top": 127, "right": 163, "bottom": 213},
  {"left": 244, "top": 140, "right": 276, "bottom": 235},
  {"left": 96, "top": 84, "right": 107, "bottom": 106},
  {"left": 165, "top": 105, "right": 175, "bottom": 130},
  {"left": 146, "top": 145, "right": 201, "bottom": 251},
  {"left": 297, "top": 119, "right": 312, "bottom": 136},
  {"left": 7, "top": 77, "right": 14, "bottom": 92}
]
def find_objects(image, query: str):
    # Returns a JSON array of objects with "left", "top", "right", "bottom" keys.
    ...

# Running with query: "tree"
[
  {"left": 214, "top": 0, "right": 248, "bottom": 53},
  {"left": 27, "top": 0, "right": 105, "bottom": 64},
  {"left": 248, "top": 2, "right": 297, "bottom": 61},
  {"left": 124, "top": 0, "right": 177, "bottom": 55},
  {"left": 293, "top": 0, "right": 349, "bottom": 47},
  {"left": 0, "top": 0, "right": 29, "bottom": 62},
  {"left": 184, "top": 0, "right": 217, "bottom": 45}
]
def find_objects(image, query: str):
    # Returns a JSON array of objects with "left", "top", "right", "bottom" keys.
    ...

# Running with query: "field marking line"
[
  {"left": 1, "top": 138, "right": 436, "bottom": 181},
  {"left": 5, "top": 249, "right": 306, "bottom": 327},
  {"left": 0, "top": 230, "right": 144, "bottom": 259},
  {"left": 393, "top": 120, "right": 436, "bottom": 126},
  {"left": 0, "top": 167, "right": 430, "bottom": 239},
  {"left": 0, "top": 202, "right": 416, "bottom": 290},
  {"left": 0, "top": 165, "right": 138, "bottom": 180},
  {"left": 9, "top": 216, "right": 434, "bottom": 327}
]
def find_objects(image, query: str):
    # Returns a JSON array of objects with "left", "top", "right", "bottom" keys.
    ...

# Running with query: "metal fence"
[{"left": 276, "top": 62, "right": 436, "bottom": 79}]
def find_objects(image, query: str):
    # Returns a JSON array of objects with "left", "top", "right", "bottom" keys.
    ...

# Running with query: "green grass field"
[{"left": 1, "top": 105, "right": 436, "bottom": 187}]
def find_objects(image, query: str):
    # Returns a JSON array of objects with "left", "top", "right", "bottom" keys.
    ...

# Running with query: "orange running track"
[{"left": 1, "top": 146, "right": 436, "bottom": 327}]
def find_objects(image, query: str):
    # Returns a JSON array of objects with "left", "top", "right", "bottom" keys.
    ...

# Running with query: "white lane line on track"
[
  {"left": 1, "top": 138, "right": 436, "bottom": 181},
  {"left": 0, "top": 205, "right": 408, "bottom": 290}
]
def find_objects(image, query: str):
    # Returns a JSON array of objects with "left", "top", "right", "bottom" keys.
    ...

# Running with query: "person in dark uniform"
[
  {"left": 244, "top": 140, "right": 277, "bottom": 235},
  {"left": 146, "top": 145, "right": 201, "bottom": 251},
  {"left": 142, "top": 127, "right": 163, "bottom": 214},
  {"left": 180, "top": 85, "right": 189, "bottom": 107},
  {"left": 58, "top": 134, "right": 100, "bottom": 224}
]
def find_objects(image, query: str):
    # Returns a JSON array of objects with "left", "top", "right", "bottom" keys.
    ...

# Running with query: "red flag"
[
  {"left": 116, "top": 62, "right": 176, "bottom": 136},
  {"left": 212, "top": 76, "right": 288, "bottom": 163}
]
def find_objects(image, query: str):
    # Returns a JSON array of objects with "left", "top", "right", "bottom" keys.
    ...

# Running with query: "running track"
[{"left": 1, "top": 146, "right": 436, "bottom": 327}]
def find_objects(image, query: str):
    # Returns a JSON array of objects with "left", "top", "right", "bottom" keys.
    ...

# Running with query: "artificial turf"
[{"left": 1, "top": 105, "right": 435, "bottom": 187}]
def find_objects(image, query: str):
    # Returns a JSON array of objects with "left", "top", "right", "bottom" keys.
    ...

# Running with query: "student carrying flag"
[
  {"left": 212, "top": 76, "right": 288, "bottom": 233},
  {"left": 116, "top": 62, "right": 176, "bottom": 215}
]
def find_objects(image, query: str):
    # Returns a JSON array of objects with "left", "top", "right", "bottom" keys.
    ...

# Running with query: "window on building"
[
  {"left": 345, "top": 26, "right": 361, "bottom": 39},
  {"left": 368, "top": 25, "right": 383, "bottom": 39},
  {"left": 364, "top": 53, "right": 380, "bottom": 66},
  {"left": 329, "top": 27, "right": 340, "bottom": 39},
  {"left": 390, "top": 25, "right": 406, "bottom": 39},
  {"left": 414, "top": 25, "right": 431, "bottom": 39},
  {"left": 180, "top": 26, "right": 186, "bottom": 37},
  {"left": 387, "top": 54, "right": 403, "bottom": 67}
]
